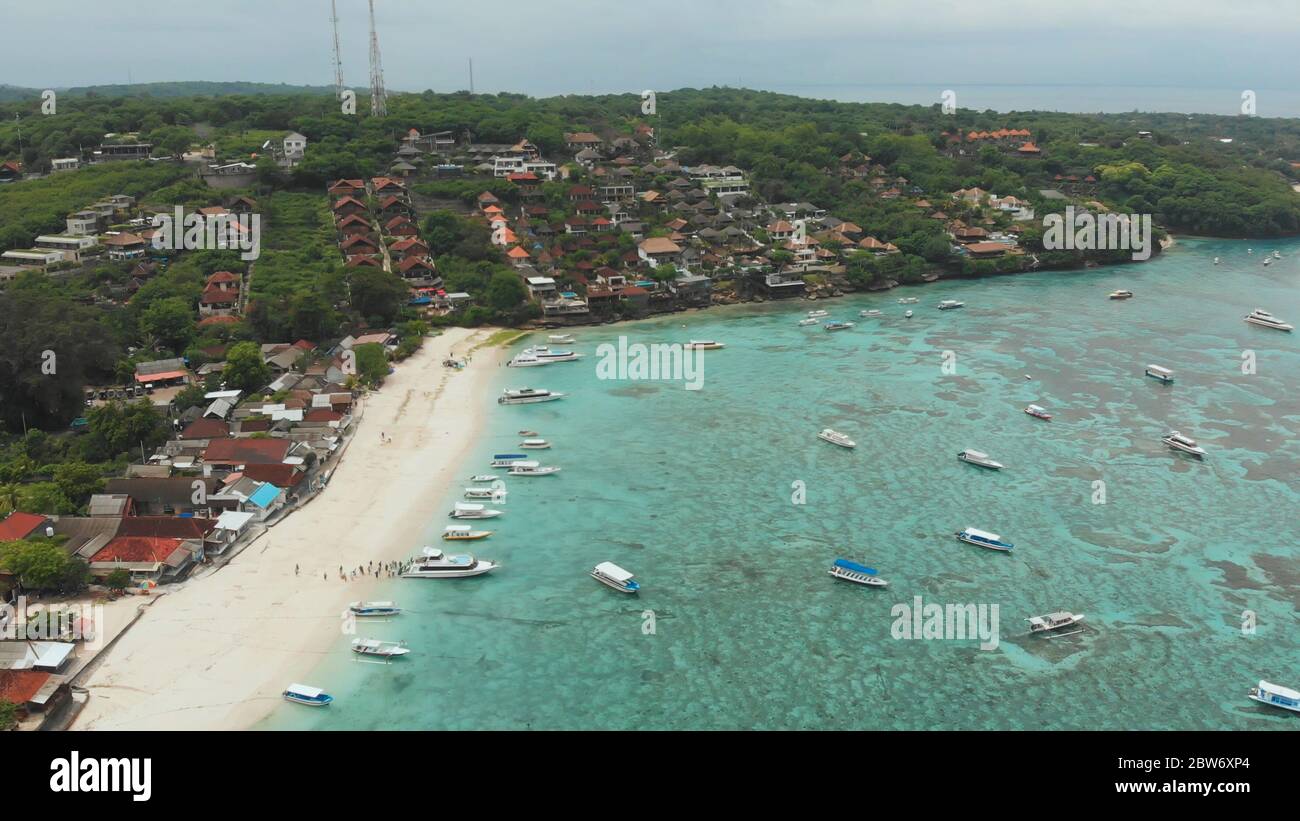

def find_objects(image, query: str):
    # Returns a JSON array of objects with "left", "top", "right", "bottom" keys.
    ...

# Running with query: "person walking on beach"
[{"left": 295, "top": 564, "right": 299, "bottom": 576}]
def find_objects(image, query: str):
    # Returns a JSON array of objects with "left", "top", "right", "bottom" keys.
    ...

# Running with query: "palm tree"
[{"left": 0, "top": 483, "right": 22, "bottom": 516}]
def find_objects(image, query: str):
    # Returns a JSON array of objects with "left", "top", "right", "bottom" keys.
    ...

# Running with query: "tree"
[
  {"left": 139, "top": 297, "right": 196, "bottom": 351},
  {"left": 0, "top": 538, "right": 88, "bottom": 593},
  {"left": 0, "top": 700, "right": 17, "bottom": 730},
  {"left": 352, "top": 342, "right": 389, "bottom": 386},
  {"left": 80, "top": 401, "right": 168, "bottom": 462},
  {"left": 53, "top": 462, "right": 105, "bottom": 509},
  {"left": 349, "top": 268, "right": 407, "bottom": 324},
  {"left": 484, "top": 269, "right": 527, "bottom": 313},
  {"left": 222, "top": 341, "right": 271, "bottom": 392},
  {"left": 105, "top": 568, "right": 131, "bottom": 591}
]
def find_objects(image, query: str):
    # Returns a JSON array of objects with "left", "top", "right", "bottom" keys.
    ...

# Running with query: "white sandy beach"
[{"left": 73, "top": 327, "right": 510, "bottom": 730}]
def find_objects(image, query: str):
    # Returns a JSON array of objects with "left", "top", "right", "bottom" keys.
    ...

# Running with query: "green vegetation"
[{"left": 0, "top": 537, "right": 89, "bottom": 594}]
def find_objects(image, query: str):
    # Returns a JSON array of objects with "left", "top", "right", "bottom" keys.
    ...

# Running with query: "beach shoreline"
[{"left": 72, "top": 327, "right": 511, "bottom": 731}]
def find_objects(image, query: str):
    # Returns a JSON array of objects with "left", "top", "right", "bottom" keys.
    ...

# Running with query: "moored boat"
[
  {"left": 685, "top": 340, "right": 725, "bottom": 350},
  {"left": 1024, "top": 404, "right": 1053, "bottom": 420},
  {"left": 506, "top": 461, "right": 561, "bottom": 476},
  {"left": 464, "top": 486, "right": 506, "bottom": 500},
  {"left": 807, "top": 309, "right": 830, "bottom": 318},
  {"left": 1244, "top": 308, "right": 1294, "bottom": 332},
  {"left": 1026, "top": 611, "right": 1085, "bottom": 634},
  {"left": 937, "top": 300, "right": 965, "bottom": 310},
  {"left": 898, "top": 297, "right": 919, "bottom": 304},
  {"left": 904, "top": 310, "right": 913, "bottom": 318},
  {"left": 469, "top": 474, "right": 499, "bottom": 482},
  {"left": 817, "top": 428, "right": 856, "bottom": 448},
  {"left": 518, "top": 429, "right": 539, "bottom": 436},
  {"left": 1145, "top": 364, "right": 1174, "bottom": 383},
  {"left": 524, "top": 345, "right": 583, "bottom": 363},
  {"left": 507, "top": 353, "right": 549, "bottom": 368},
  {"left": 859, "top": 309, "right": 883, "bottom": 318},
  {"left": 1108, "top": 289, "right": 1134, "bottom": 300},
  {"left": 283, "top": 683, "right": 334, "bottom": 706},
  {"left": 1162, "top": 430, "right": 1206, "bottom": 457},
  {"left": 499, "top": 388, "right": 565, "bottom": 405},
  {"left": 348, "top": 601, "right": 401, "bottom": 617},
  {"left": 958, "top": 449, "right": 1004, "bottom": 470},
  {"left": 489, "top": 453, "right": 527, "bottom": 467},
  {"left": 823, "top": 320, "right": 854, "bottom": 331},
  {"left": 519, "top": 438, "right": 551, "bottom": 449},
  {"left": 955, "top": 527, "right": 1014, "bottom": 552},
  {"left": 401, "top": 546, "right": 498, "bottom": 578},
  {"left": 449, "top": 502, "right": 502, "bottom": 519},
  {"left": 797, "top": 317, "right": 820, "bottom": 326},
  {"left": 591, "top": 561, "right": 640, "bottom": 593},
  {"left": 1248, "top": 680, "right": 1300, "bottom": 713},
  {"left": 548, "top": 334, "right": 576, "bottom": 344},
  {"left": 442, "top": 525, "right": 492, "bottom": 541},
  {"left": 351, "top": 638, "right": 411, "bottom": 658},
  {"left": 828, "top": 558, "right": 888, "bottom": 587}
]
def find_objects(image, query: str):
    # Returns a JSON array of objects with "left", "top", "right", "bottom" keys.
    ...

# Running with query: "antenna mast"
[
  {"left": 368, "top": 0, "right": 387, "bottom": 116},
  {"left": 330, "top": 0, "right": 345, "bottom": 99}
]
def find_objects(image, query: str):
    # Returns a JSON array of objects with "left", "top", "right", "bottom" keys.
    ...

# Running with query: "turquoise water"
[{"left": 266, "top": 238, "right": 1300, "bottom": 730}]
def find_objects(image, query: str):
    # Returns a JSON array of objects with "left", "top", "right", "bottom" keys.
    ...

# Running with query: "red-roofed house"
[
  {"left": 203, "top": 438, "right": 292, "bottom": 468},
  {"left": 0, "top": 511, "right": 51, "bottom": 542}
]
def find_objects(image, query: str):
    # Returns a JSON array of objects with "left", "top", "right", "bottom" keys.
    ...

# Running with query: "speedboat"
[
  {"left": 1162, "top": 430, "right": 1206, "bottom": 457},
  {"left": 859, "top": 309, "right": 882, "bottom": 318},
  {"left": 443, "top": 525, "right": 493, "bottom": 541},
  {"left": 1214, "top": 257, "right": 1221, "bottom": 264},
  {"left": 469, "top": 474, "right": 499, "bottom": 483},
  {"left": 507, "top": 353, "right": 549, "bottom": 368},
  {"left": 490, "top": 453, "right": 527, "bottom": 467},
  {"left": 1108, "top": 289, "right": 1134, "bottom": 300},
  {"left": 499, "top": 388, "right": 565, "bottom": 405},
  {"left": 1263, "top": 257, "right": 1272, "bottom": 266},
  {"left": 548, "top": 334, "right": 576, "bottom": 344},
  {"left": 1145, "top": 364, "right": 1174, "bottom": 383},
  {"left": 283, "top": 683, "right": 334, "bottom": 707},
  {"left": 520, "top": 438, "right": 551, "bottom": 449},
  {"left": 823, "top": 320, "right": 854, "bottom": 331},
  {"left": 937, "top": 300, "right": 964, "bottom": 310},
  {"left": 591, "top": 561, "right": 640, "bottom": 593},
  {"left": 1249, "top": 680, "right": 1300, "bottom": 713},
  {"left": 685, "top": 340, "right": 724, "bottom": 350},
  {"left": 958, "top": 449, "right": 1004, "bottom": 470},
  {"left": 898, "top": 297, "right": 919, "bottom": 304},
  {"left": 518, "top": 429, "right": 539, "bottom": 436},
  {"left": 828, "top": 559, "right": 888, "bottom": 587},
  {"left": 1024, "top": 404, "right": 1053, "bottom": 420},
  {"left": 1273, "top": 250, "right": 1282, "bottom": 259},
  {"left": 506, "top": 461, "right": 561, "bottom": 476},
  {"left": 464, "top": 487, "right": 506, "bottom": 500},
  {"left": 904, "top": 310, "right": 913, "bottom": 318},
  {"left": 798, "top": 317, "right": 820, "bottom": 326},
  {"left": 348, "top": 601, "right": 401, "bottom": 617},
  {"left": 525, "top": 345, "right": 583, "bottom": 363},
  {"left": 818, "top": 428, "right": 856, "bottom": 448},
  {"left": 449, "top": 502, "right": 502, "bottom": 519},
  {"left": 807, "top": 309, "right": 830, "bottom": 318},
  {"left": 955, "top": 527, "right": 1014, "bottom": 552},
  {"left": 1027, "top": 612, "right": 1085, "bottom": 634},
  {"left": 1244, "top": 309, "right": 1294, "bottom": 332},
  {"left": 401, "top": 546, "right": 498, "bottom": 578},
  {"left": 351, "top": 638, "right": 411, "bottom": 658}
]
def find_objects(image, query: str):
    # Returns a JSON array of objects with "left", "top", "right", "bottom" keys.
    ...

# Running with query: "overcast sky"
[{"left": 3, "top": 0, "right": 1298, "bottom": 111}]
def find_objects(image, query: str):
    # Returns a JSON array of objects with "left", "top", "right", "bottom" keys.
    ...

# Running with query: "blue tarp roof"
[
  {"left": 248, "top": 482, "right": 282, "bottom": 509},
  {"left": 834, "top": 559, "right": 876, "bottom": 575}
]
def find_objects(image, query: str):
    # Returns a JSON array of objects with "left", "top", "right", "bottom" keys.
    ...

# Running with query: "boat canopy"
[
  {"left": 493, "top": 453, "right": 526, "bottom": 460},
  {"left": 285, "top": 683, "right": 324, "bottom": 698},
  {"left": 352, "top": 600, "right": 395, "bottom": 609},
  {"left": 963, "top": 527, "right": 1002, "bottom": 541},
  {"left": 1147, "top": 365, "right": 1172, "bottom": 375},
  {"left": 523, "top": 439, "right": 547, "bottom": 445},
  {"left": 444, "top": 525, "right": 472, "bottom": 533},
  {"left": 421, "top": 546, "right": 445, "bottom": 558},
  {"left": 1027, "top": 404, "right": 1046, "bottom": 412},
  {"left": 834, "top": 559, "right": 877, "bottom": 575},
  {"left": 963, "top": 449, "right": 989, "bottom": 459},
  {"left": 595, "top": 562, "right": 634, "bottom": 582},
  {"left": 1259, "top": 680, "right": 1300, "bottom": 701},
  {"left": 509, "top": 461, "right": 541, "bottom": 468}
]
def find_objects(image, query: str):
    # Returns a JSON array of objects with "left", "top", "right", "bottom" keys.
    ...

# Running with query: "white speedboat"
[
  {"left": 464, "top": 487, "right": 506, "bottom": 500},
  {"left": 904, "top": 310, "right": 913, "bottom": 318},
  {"left": 520, "top": 438, "right": 551, "bottom": 449},
  {"left": 685, "top": 340, "right": 724, "bottom": 350},
  {"left": 828, "top": 559, "right": 888, "bottom": 587},
  {"left": 449, "top": 502, "right": 502, "bottom": 519},
  {"left": 1024, "top": 404, "right": 1053, "bottom": 421},
  {"left": 1162, "top": 430, "right": 1206, "bottom": 457},
  {"left": 499, "top": 388, "right": 565, "bottom": 405},
  {"left": 823, "top": 320, "right": 854, "bottom": 331},
  {"left": 958, "top": 449, "right": 1004, "bottom": 470},
  {"left": 937, "top": 300, "right": 964, "bottom": 310},
  {"left": 507, "top": 353, "right": 549, "bottom": 368},
  {"left": 348, "top": 601, "right": 401, "bottom": 617},
  {"left": 1026, "top": 612, "right": 1085, "bottom": 634},
  {"left": 807, "top": 309, "right": 830, "bottom": 318},
  {"left": 1263, "top": 257, "right": 1272, "bottom": 266},
  {"left": 351, "top": 638, "right": 411, "bottom": 658},
  {"left": 518, "top": 429, "right": 539, "bottom": 436},
  {"left": 1145, "top": 364, "right": 1174, "bottom": 383},
  {"left": 525, "top": 345, "right": 583, "bottom": 363},
  {"left": 469, "top": 474, "right": 499, "bottom": 482},
  {"left": 548, "top": 334, "right": 576, "bottom": 344},
  {"left": 898, "top": 297, "right": 919, "bottom": 304},
  {"left": 443, "top": 525, "right": 493, "bottom": 541},
  {"left": 1273, "top": 251, "right": 1281, "bottom": 259},
  {"left": 591, "top": 561, "right": 640, "bottom": 593},
  {"left": 506, "top": 461, "right": 561, "bottom": 476},
  {"left": 1214, "top": 257, "right": 1221, "bottom": 264},
  {"left": 1249, "top": 680, "right": 1300, "bottom": 713},
  {"left": 1108, "top": 289, "right": 1134, "bottom": 300},
  {"left": 955, "top": 527, "right": 1014, "bottom": 552},
  {"left": 283, "top": 683, "right": 334, "bottom": 707},
  {"left": 859, "top": 309, "right": 882, "bottom": 318},
  {"left": 798, "top": 317, "right": 820, "bottom": 326},
  {"left": 1244, "top": 309, "right": 1294, "bottom": 332},
  {"left": 401, "top": 546, "right": 498, "bottom": 578},
  {"left": 818, "top": 428, "right": 856, "bottom": 448}
]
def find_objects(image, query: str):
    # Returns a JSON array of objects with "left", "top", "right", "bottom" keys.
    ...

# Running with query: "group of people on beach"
[{"left": 294, "top": 561, "right": 404, "bottom": 580}]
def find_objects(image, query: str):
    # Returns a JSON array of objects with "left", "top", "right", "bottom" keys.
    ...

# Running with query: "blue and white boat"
[
  {"left": 955, "top": 527, "right": 1015, "bottom": 552},
  {"left": 348, "top": 601, "right": 401, "bottom": 617},
  {"left": 283, "top": 683, "right": 334, "bottom": 706},
  {"left": 489, "top": 453, "right": 528, "bottom": 467},
  {"left": 1249, "top": 680, "right": 1300, "bottom": 713},
  {"left": 591, "top": 561, "right": 640, "bottom": 593},
  {"left": 828, "top": 559, "right": 888, "bottom": 587},
  {"left": 823, "top": 320, "right": 854, "bottom": 332}
]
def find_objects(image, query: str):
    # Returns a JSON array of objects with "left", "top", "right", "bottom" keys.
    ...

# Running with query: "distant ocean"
[
  {"left": 757, "top": 84, "right": 1300, "bottom": 118},
  {"left": 266, "top": 238, "right": 1300, "bottom": 730}
]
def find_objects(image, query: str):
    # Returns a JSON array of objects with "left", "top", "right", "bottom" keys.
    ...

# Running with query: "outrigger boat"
[
  {"left": 828, "top": 559, "right": 888, "bottom": 587},
  {"left": 591, "top": 561, "right": 640, "bottom": 593},
  {"left": 464, "top": 487, "right": 506, "bottom": 500},
  {"left": 818, "top": 428, "right": 856, "bottom": 449},
  {"left": 685, "top": 340, "right": 725, "bottom": 350},
  {"left": 1162, "top": 430, "right": 1207, "bottom": 457},
  {"left": 442, "top": 525, "right": 492, "bottom": 541},
  {"left": 958, "top": 449, "right": 1004, "bottom": 470},
  {"left": 348, "top": 601, "right": 401, "bottom": 618},
  {"left": 519, "top": 438, "right": 551, "bottom": 449},
  {"left": 283, "top": 683, "right": 334, "bottom": 707},
  {"left": 489, "top": 453, "right": 527, "bottom": 468},
  {"left": 506, "top": 461, "right": 561, "bottom": 476},
  {"left": 1248, "top": 680, "right": 1300, "bottom": 713},
  {"left": 351, "top": 638, "right": 411, "bottom": 658},
  {"left": 1026, "top": 611, "right": 1085, "bottom": 636},
  {"left": 1024, "top": 404, "right": 1053, "bottom": 420},
  {"left": 469, "top": 474, "right": 499, "bottom": 482},
  {"left": 955, "top": 527, "right": 1015, "bottom": 552},
  {"left": 1145, "top": 364, "right": 1174, "bottom": 383},
  {"left": 401, "top": 546, "right": 498, "bottom": 578},
  {"left": 450, "top": 502, "right": 502, "bottom": 519}
]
